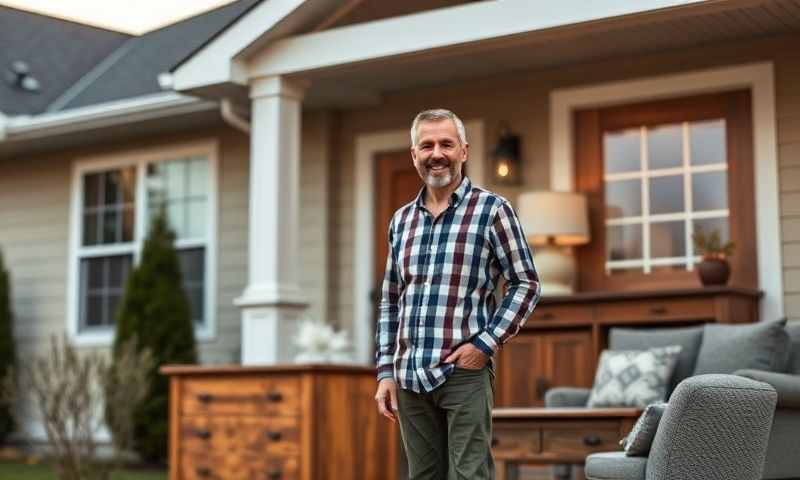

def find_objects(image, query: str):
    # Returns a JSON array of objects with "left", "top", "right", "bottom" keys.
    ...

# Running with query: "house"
[{"left": 1, "top": 0, "right": 798, "bottom": 450}]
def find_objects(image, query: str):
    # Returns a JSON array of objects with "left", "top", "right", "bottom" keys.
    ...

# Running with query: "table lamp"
[{"left": 517, "top": 191, "right": 590, "bottom": 295}]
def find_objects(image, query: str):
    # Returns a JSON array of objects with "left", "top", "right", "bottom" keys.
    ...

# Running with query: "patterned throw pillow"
[
  {"left": 620, "top": 402, "right": 668, "bottom": 456},
  {"left": 586, "top": 346, "right": 682, "bottom": 408}
]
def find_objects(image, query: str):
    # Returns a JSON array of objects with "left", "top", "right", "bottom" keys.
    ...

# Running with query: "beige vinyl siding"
[
  {"left": 331, "top": 32, "right": 800, "bottom": 335},
  {"left": 0, "top": 128, "right": 253, "bottom": 365},
  {"left": 0, "top": 154, "right": 70, "bottom": 357}
]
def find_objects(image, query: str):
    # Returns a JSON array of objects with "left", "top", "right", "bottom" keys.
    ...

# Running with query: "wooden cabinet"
[
  {"left": 161, "top": 365, "right": 400, "bottom": 480},
  {"left": 495, "top": 286, "right": 761, "bottom": 407}
]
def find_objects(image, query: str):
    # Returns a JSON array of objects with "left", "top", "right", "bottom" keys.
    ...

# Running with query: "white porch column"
[{"left": 235, "top": 75, "right": 308, "bottom": 364}]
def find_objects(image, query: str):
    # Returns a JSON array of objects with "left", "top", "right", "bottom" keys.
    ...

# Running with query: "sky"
[{"left": 0, "top": 0, "right": 238, "bottom": 34}]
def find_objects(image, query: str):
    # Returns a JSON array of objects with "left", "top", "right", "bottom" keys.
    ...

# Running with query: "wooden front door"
[{"left": 371, "top": 150, "right": 422, "bottom": 358}]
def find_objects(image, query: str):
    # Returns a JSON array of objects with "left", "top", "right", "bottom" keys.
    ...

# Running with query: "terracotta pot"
[{"left": 697, "top": 258, "right": 730, "bottom": 286}]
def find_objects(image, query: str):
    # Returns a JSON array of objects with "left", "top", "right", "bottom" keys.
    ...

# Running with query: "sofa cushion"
[
  {"left": 585, "top": 452, "right": 647, "bottom": 480},
  {"left": 587, "top": 346, "right": 682, "bottom": 408},
  {"left": 620, "top": 402, "right": 668, "bottom": 456},
  {"left": 693, "top": 319, "right": 790, "bottom": 375},
  {"left": 786, "top": 322, "right": 800, "bottom": 375},
  {"left": 610, "top": 326, "right": 703, "bottom": 397}
]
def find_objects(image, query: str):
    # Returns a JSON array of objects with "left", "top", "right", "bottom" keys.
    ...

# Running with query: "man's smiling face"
[{"left": 411, "top": 119, "right": 468, "bottom": 189}]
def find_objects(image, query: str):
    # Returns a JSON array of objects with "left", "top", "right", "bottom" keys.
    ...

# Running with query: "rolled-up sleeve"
[{"left": 472, "top": 201, "right": 541, "bottom": 356}]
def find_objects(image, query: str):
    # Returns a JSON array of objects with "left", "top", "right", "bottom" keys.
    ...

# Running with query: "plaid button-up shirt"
[{"left": 375, "top": 176, "right": 541, "bottom": 393}]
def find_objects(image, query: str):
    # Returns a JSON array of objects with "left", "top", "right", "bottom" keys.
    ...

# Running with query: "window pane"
[
  {"left": 83, "top": 212, "right": 99, "bottom": 246},
  {"left": 606, "top": 224, "right": 642, "bottom": 261},
  {"left": 650, "top": 220, "right": 685, "bottom": 258},
  {"left": 166, "top": 201, "right": 185, "bottom": 238},
  {"left": 85, "top": 294, "right": 104, "bottom": 327},
  {"left": 690, "top": 119, "right": 726, "bottom": 166},
  {"left": 649, "top": 175, "right": 684, "bottom": 215},
  {"left": 122, "top": 206, "right": 135, "bottom": 242},
  {"left": 187, "top": 200, "right": 206, "bottom": 239},
  {"left": 188, "top": 288, "right": 204, "bottom": 325},
  {"left": 605, "top": 179, "right": 641, "bottom": 219},
  {"left": 188, "top": 158, "right": 209, "bottom": 197},
  {"left": 104, "top": 171, "right": 121, "bottom": 205},
  {"left": 604, "top": 129, "right": 640, "bottom": 174},
  {"left": 178, "top": 248, "right": 204, "bottom": 283},
  {"left": 103, "top": 210, "right": 120, "bottom": 244},
  {"left": 647, "top": 124, "right": 682, "bottom": 170},
  {"left": 79, "top": 255, "right": 132, "bottom": 329},
  {"left": 165, "top": 160, "right": 186, "bottom": 200},
  {"left": 178, "top": 248, "right": 205, "bottom": 324},
  {"left": 84, "top": 173, "right": 101, "bottom": 208},
  {"left": 120, "top": 168, "right": 136, "bottom": 203},
  {"left": 693, "top": 217, "right": 730, "bottom": 248},
  {"left": 692, "top": 171, "right": 728, "bottom": 211},
  {"left": 146, "top": 163, "right": 168, "bottom": 205}
]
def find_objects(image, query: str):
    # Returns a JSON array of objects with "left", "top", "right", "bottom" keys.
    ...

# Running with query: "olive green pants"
[{"left": 397, "top": 366, "right": 496, "bottom": 480}]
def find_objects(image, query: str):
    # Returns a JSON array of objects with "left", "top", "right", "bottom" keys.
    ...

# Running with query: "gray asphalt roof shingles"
[
  {"left": 59, "top": 0, "right": 261, "bottom": 111},
  {"left": 1, "top": 0, "right": 262, "bottom": 116},
  {"left": 0, "top": 5, "right": 130, "bottom": 115}
]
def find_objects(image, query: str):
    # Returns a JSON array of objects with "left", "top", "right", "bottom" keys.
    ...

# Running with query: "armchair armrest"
[
  {"left": 544, "top": 387, "right": 590, "bottom": 407},
  {"left": 734, "top": 369, "right": 800, "bottom": 408}
]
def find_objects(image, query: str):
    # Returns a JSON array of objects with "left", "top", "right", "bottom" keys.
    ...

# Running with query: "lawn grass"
[{"left": 0, "top": 460, "right": 167, "bottom": 480}]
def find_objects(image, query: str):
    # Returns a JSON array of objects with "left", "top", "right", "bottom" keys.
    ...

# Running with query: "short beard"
[{"left": 424, "top": 171, "right": 452, "bottom": 188}]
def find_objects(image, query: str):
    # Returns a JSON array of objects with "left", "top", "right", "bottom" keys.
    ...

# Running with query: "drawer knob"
[
  {"left": 491, "top": 437, "right": 499, "bottom": 447},
  {"left": 650, "top": 306, "right": 668, "bottom": 315},
  {"left": 196, "top": 393, "right": 213, "bottom": 403},
  {"left": 194, "top": 429, "right": 212, "bottom": 440},
  {"left": 196, "top": 467, "right": 213, "bottom": 477},
  {"left": 583, "top": 435, "right": 603, "bottom": 447},
  {"left": 266, "top": 391, "right": 283, "bottom": 402},
  {"left": 266, "top": 468, "right": 283, "bottom": 479},
  {"left": 266, "top": 430, "right": 283, "bottom": 441},
  {"left": 539, "top": 312, "right": 555, "bottom": 320}
]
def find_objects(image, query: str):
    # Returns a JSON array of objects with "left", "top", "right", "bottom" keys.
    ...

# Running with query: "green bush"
[
  {"left": 107, "top": 211, "right": 197, "bottom": 464},
  {"left": 0, "top": 249, "right": 16, "bottom": 445}
]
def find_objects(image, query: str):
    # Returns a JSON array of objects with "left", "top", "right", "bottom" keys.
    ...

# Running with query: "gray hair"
[{"left": 410, "top": 109, "right": 467, "bottom": 146}]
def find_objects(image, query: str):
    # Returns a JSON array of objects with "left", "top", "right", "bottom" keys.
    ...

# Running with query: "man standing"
[{"left": 374, "top": 109, "right": 541, "bottom": 479}]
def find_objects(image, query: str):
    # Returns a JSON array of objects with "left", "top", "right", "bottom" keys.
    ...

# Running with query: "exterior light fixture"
[{"left": 492, "top": 123, "right": 521, "bottom": 185}]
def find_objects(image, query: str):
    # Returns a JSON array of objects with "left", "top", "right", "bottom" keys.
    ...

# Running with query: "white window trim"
[
  {"left": 352, "top": 121, "right": 485, "bottom": 364},
  {"left": 551, "top": 61, "right": 783, "bottom": 323},
  {"left": 67, "top": 138, "right": 219, "bottom": 347}
]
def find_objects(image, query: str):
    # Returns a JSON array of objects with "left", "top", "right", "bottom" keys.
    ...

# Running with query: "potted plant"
[{"left": 692, "top": 226, "right": 735, "bottom": 286}]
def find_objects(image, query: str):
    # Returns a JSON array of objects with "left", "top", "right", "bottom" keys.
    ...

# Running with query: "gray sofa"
[
  {"left": 545, "top": 321, "right": 800, "bottom": 479},
  {"left": 584, "top": 374, "right": 778, "bottom": 480}
]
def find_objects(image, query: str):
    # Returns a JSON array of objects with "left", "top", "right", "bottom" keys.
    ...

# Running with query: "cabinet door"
[
  {"left": 495, "top": 332, "right": 544, "bottom": 407},
  {"left": 540, "top": 330, "right": 595, "bottom": 392},
  {"left": 495, "top": 330, "right": 594, "bottom": 407}
]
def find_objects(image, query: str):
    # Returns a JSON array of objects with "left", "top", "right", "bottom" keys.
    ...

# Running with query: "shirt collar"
[{"left": 415, "top": 176, "right": 472, "bottom": 211}]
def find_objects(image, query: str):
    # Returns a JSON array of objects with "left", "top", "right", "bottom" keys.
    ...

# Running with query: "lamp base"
[{"left": 534, "top": 245, "right": 577, "bottom": 296}]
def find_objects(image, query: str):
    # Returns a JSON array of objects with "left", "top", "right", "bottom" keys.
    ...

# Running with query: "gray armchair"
[
  {"left": 585, "top": 374, "right": 778, "bottom": 480},
  {"left": 546, "top": 322, "right": 800, "bottom": 479}
]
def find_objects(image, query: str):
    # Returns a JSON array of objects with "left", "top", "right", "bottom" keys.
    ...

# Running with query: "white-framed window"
[
  {"left": 67, "top": 139, "right": 218, "bottom": 346},
  {"left": 603, "top": 119, "right": 729, "bottom": 275}
]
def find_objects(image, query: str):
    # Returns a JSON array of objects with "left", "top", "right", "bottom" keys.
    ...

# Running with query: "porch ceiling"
[{"left": 301, "top": 0, "right": 800, "bottom": 108}]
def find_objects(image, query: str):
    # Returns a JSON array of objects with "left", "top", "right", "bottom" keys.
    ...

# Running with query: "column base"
[{"left": 240, "top": 303, "right": 307, "bottom": 365}]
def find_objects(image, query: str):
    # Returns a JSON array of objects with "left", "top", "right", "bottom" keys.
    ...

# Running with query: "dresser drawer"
[
  {"left": 181, "top": 376, "right": 301, "bottom": 416},
  {"left": 541, "top": 422, "right": 621, "bottom": 460},
  {"left": 595, "top": 298, "right": 714, "bottom": 323},
  {"left": 529, "top": 305, "right": 593, "bottom": 324},
  {"left": 491, "top": 425, "right": 541, "bottom": 459},
  {"left": 181, "top": 415, "right": 300, "bottom": 456},
  {"left": 181, "top": 452, "right": 299, "bottom": 480}
]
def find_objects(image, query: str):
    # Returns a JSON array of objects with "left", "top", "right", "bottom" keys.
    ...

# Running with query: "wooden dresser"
[
  {"left": 160, "top": 364, "right": 399, "bottom": 480},
  {"left": 495, "top": 286, "right": 761, "bottom": 407}
]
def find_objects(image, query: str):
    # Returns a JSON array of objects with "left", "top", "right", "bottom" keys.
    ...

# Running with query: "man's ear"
[{"left": 410, "top": 145, "right": 417, "bottom": 163}]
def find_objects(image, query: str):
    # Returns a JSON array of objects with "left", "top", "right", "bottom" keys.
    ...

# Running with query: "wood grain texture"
[{"left": 164, "top": 367, "right": 399, "bottom": 480}]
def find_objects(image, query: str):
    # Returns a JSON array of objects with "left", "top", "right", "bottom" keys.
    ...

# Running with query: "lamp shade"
[{"left": 517, "top": 191, "right": 590, "bottom": 246}]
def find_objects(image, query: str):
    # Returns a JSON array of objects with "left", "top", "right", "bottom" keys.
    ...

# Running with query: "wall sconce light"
[{"left": 492, "top": 123, "right": 521, "bottom": 185}]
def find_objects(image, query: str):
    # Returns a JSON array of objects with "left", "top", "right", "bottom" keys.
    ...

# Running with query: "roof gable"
[{"left": 0, "top": 5, "right": 130, "bottom": 115}]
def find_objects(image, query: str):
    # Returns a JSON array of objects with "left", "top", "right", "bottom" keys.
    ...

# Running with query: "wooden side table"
[{"left": 491, "top": 408, "right": 641, "bottom": 480}]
